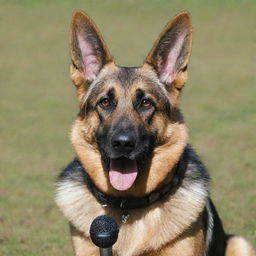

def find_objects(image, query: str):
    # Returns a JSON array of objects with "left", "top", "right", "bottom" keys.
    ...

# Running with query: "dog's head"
[{"left": 69, "top": 11, "right": 192, "bottom": 196}]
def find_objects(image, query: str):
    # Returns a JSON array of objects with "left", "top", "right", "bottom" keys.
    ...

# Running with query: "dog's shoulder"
[
  {"left": 58, "top": 158, "right": 84, "bottom": 180},
  {"left": 182, "top": 146, "right": 228, "bottom": 255},
  {"left": 181, "top": 144, "right": 210, "bottom": 191}
]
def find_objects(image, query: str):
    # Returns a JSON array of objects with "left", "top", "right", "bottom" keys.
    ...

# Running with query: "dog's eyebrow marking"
[
  {"left": 137, "top": 77, "right": 168, "bottom": 101},
  {"left": 107, "top": 87, "right": 115, "bottom": 101},
  {"left": 136, "top": 88, "right": 145, "bottom": 99}
]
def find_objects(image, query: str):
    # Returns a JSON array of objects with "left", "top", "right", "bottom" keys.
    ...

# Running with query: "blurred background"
[{"left": 0, "top": 0, "right": 255, "bottom": 255}]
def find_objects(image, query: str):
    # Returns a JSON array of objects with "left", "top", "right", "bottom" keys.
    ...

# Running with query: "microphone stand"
[{"left": 100, "top": 247, "right": 113, "bottom": 256}]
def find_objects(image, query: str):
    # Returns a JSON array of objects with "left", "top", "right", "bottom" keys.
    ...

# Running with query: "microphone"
[{"left": 90, "top": 215, "right": 119, "bottom": 256}]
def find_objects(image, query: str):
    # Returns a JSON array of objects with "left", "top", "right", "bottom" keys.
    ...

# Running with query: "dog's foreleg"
[{"left": 70, "top": 223, "right": 99, "bottom": 256}]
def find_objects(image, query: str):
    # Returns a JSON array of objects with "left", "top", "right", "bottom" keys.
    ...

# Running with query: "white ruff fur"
[{"left": 55, "top": 162, "right": 208, "bottom": 256}]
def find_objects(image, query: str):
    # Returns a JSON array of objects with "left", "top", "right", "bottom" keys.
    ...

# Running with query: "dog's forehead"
[
  {"left": 99, "top": 66, "right": 165, "bottom": 92},
  {"left": 114, "top": 66, "right": 139, "bottom": 86}
]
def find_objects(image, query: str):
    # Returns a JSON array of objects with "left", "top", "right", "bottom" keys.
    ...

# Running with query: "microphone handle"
[{"left": 100, "top": 247, "right": 113, "bottom": 256}]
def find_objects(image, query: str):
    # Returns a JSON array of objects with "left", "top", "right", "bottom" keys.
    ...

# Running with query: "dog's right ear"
[
  {"left": 69, "top": 11, "right": 113, "bottom": 87},
  {"left": 144, "top": 12, "right": 192, "bottom": 90}
]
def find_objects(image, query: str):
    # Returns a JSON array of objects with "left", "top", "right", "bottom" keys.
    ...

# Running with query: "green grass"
[{"left": 0, "top": 0, "right": 255, "bottom": 255}]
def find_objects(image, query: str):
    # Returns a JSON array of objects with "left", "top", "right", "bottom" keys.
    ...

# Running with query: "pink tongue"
[{"left": 109, "top": 158, "right": 138, "bottom": 191}]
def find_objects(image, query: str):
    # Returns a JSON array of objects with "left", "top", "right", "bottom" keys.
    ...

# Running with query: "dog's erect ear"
[
  {"left": 145, "top": 12, "right": 192, "bottom": 89},
  {"left": 69, "top": 11, "right": 113, "bottom": 86}
]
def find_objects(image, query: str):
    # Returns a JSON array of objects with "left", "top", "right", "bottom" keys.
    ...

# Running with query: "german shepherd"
[{"left": 55, "top": 11, "right": 255, "bottom": 256}]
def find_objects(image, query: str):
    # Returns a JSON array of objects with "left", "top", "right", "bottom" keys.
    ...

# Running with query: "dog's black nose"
[{"left": 111, "top": 133, "right": 135, "bottom": 153}]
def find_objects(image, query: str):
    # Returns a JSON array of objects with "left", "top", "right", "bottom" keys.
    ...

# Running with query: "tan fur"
[
  {"left": 225, "top": 237, "right": 256, "bottom": 256},
  {"left": 70, "top": 224, "right": 98, "bottom": 256}
]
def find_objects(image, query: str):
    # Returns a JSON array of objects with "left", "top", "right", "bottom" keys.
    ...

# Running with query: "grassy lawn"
[{"left": 0, "top": 0, "right": 255, "bottom": 255}]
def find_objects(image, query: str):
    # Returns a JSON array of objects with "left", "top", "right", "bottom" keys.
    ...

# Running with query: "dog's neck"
[{"left": 80, "top": 153, "right": 187, "bottom": 221}]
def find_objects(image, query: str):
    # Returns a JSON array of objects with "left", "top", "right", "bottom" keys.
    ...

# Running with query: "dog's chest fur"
[{"left": 56, "top": 146, "right": 209, "bottom": 256}]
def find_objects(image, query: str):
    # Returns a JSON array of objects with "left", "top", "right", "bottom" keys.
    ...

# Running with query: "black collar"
[{"left": 81, "top": 157, "right": 186, "bottom": 211}]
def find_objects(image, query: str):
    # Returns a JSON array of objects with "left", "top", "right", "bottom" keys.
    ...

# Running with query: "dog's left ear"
[{"left": 144, "top": 11, "right": 192, "bottom": 90}]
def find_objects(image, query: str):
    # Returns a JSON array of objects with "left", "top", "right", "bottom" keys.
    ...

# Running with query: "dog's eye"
[
  {"left": 141, "top": 99, "right": 153, "bottom": 109},
  {"left": 99, "top": 98, "right": 111, "bottom": 109}
]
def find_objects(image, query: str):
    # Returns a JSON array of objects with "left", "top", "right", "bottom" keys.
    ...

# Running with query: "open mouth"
[{"left": 109, "top": 157, "right": 138, "bottom": 191}]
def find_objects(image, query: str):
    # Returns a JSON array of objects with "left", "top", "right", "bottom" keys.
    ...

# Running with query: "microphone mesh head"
[{"left": 90, "top": 215, "right": 119, "bottom": 248}]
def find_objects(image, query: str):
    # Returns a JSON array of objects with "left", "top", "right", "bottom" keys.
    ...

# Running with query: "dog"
[{"left": 55, "top": 11, "right": 255, "bottom": 256}]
